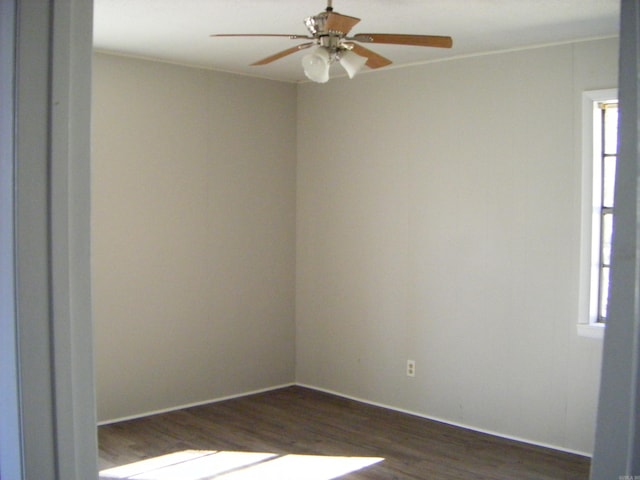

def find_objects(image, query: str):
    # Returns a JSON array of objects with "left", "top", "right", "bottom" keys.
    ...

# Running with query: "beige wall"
[
  {"left": 92, "top": 53, "right": 297, "bottom": 421},
  {"left": 93, "top": 38, "right": 616, "bottom": 454},
  {"left": 296, "top": 38, "right": 617, "bottom": 455}
]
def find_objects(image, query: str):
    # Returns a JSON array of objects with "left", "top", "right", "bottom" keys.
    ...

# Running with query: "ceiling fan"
[{"left": 211, "top": 0, "right": 453, "bottom": 83}]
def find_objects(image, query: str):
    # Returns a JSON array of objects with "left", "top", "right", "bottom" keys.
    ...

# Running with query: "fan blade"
[
  {"left": 352, "top": 33, "right": 452, "bottom": 48},
  {"left": 349, "top": 44, "right": 392, "bottom": 69},
  {"left": 325, "top": 11, "right": 361, "bottom": 35},
  {"left": 251, "top": 42, "right": 314, "bottom": 66},
  {"left": 211, "top": 34, "right": 312, "bottom": 40}
]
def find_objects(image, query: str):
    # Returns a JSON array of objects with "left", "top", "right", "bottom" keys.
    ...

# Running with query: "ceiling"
[{"left": 93, "top": 0, "right": 620, "bottom": 84}]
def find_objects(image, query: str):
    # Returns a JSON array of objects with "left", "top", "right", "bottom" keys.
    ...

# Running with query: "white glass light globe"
[
  {"left": 339, "top": 50, "right": 367, "bottom": 79},
  {"left": 302, "top": 47, "right": 330, "bottom": 83}
]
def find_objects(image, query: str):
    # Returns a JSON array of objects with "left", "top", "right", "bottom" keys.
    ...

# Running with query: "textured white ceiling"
[{"left": 93, "top": 0, "right": 620, "bottom": 83}]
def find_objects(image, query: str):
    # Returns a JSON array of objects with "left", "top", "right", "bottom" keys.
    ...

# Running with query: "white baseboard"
[
  {"left": 296, "top": 383, "right": 592, "bottom": 459},
  {"left": 97, "top": 382, "right": 296, "bottom": 426}
]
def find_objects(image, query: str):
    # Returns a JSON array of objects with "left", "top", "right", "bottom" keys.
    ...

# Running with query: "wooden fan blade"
[
  {"left": 325, "top": 11, "right": 360, "bottom": 34},
  {"left": 349, "top": 43, "right": 392, "bottom": 69},
  {"left": 211, "top": 34, "right": 311, "bottom": 39},
  {"left": 251, "top": 42, "right": 314, "bottom": 66},
  {"left": 352, "top": 33, "right": 453, "bottom": 48}
]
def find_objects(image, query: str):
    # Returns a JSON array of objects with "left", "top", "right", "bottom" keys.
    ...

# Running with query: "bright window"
[
  {"left": 578, "top": 89, "right": 618, "bottom": 338},
  {"left": 594, "top": 100, "right": 618, "bottom": 322}
]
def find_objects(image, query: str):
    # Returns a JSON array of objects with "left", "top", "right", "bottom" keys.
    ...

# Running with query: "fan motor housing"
[{"left": 305, "top": 12, "right": 329, "bottom": 36}]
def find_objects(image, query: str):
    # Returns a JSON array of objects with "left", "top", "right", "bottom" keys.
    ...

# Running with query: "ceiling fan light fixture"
[
  {"left": 211, "top": 1, "right": 454, "bottom": 83},
  {"left": 338, "top": 50, "right": 367, "bottom": 79},
  {"left": 302, "top": 46, "right": 331, "bottom": 83}
]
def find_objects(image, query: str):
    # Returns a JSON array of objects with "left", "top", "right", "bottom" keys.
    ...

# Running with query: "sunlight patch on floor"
[{"left": 99, "top": 449, "right": 384, "bottom": 480}]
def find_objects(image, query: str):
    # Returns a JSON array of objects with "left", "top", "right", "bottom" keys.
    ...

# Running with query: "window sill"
[{"left": 577, "top": 323, "right": 605, "bottom": 339}]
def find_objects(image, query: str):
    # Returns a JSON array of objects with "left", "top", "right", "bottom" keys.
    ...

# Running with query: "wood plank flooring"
[{"left": 98, "top": 386, "right": 590, "bottom": 479}]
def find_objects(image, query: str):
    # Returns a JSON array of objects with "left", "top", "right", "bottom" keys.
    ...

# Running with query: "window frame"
[{"left": 578, "top": 88, "right": 618, "bottom": 339}]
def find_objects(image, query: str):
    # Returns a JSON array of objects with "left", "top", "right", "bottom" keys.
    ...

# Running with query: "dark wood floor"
[{"left": 98, "top": 386, "right": 590, "bottom": 479}]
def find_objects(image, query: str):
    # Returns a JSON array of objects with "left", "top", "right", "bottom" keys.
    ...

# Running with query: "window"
[
  {"left": 578, "top": 89, "right": 618, "bottom": 338},
  {"left": 594, "top": 100, "right": 618, "bottom": 322}
]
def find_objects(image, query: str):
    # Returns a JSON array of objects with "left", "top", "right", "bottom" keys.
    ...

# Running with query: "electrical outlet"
[{"left": 406, "top": 359, "right": 416, "bottom": 377}]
